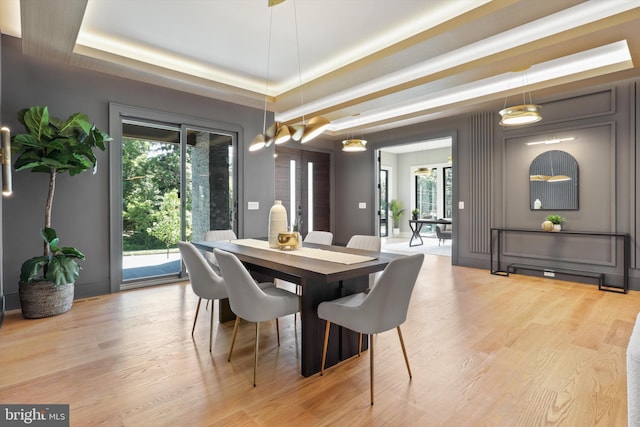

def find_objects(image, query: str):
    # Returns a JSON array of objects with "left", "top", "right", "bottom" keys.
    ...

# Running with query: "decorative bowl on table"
[{"left": 277, "top": 232, "right": 299, "bottom": 250}]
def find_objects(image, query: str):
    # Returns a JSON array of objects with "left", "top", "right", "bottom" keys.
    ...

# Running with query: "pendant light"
[
  {"left": 342, "top": 139, "right": 367, "bottom": 152},
  {"left": 249, "top": 3, "right": 276, "bottom": 152},
  {"left": 499, "top": 69, "right": 542, "bottom": 127},
  {"left": 292, "top": 0, "right": 329, "bottom": 144},
  {"left": 414, "top": 167, "right": 431, "bottom": 175},
  {"left": 250, "top": 0, "right": 329, "bottom": 151}
]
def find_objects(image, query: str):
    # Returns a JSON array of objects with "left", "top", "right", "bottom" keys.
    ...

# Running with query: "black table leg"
[{"left": 409, "top": 221, "right": 424, "bottom": 246}]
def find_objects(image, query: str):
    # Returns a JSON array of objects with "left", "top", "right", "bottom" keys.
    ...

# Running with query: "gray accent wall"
[
  {"left": 3, "top": 35, "right": 640, "bottom": 309},
  {"left": 1, "top": 35, "right": 274, "bottom": 309},
  {"left": 333, "top": 81, "right": 639, "bottom": 289}
]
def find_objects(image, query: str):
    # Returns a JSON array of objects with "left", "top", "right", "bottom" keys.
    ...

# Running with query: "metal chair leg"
[
  {"left": 228, "top": 316, "right": 240, "bottom": 362},
  {"left": 276, "top": 318, "right": 280, "bottom": 346},
  {"left": 209, "top": 300, "right": 214, "bottom": 352},
  {"left": 191, "top": 298, "right": 202, "bottom": 337},
  {"left": 253, "top": 322, "right": 260, "bottom": 387},
  {"left": 397, "top": 326, "right": 412, "bottom": 378},
  {"left": 370, "top": 334, "right": 374, "bottom": 406},
  {"left": 320, "top": 320, "right": 331, "bottom": 376}
]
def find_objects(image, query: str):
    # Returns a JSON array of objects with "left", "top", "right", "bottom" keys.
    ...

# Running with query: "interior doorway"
[
  {"left": 275, "top": 146, "right": 330, "bottom": 236},
  {"left": 376, "top": 137, "right": 454, "bottom": 257}
]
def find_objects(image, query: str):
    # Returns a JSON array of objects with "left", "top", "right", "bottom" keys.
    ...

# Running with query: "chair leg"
[
  {"left": 228, "top": 316, "right": 241, "bottom": 362},
  {"left": 276, "top": 318, "right": 280, "bottom": 346},
  {"left": 358, "top": 333, "right": 363, "bottom": 356},
  {"left": 370, "top": 333, "right": 374, "bottom": 406},
  {"left": 209, "top": 300, "right": 215, "bottom": 352},
  {"left": 253, "top": 322, "right": 260, "bottom": 387},
  {"left": 320, "top": 320, "right": 331, "bottom": 376},
  {"left": 191, "top": 297, "right": 202, "bottom": 337},
  {"left": 397, "top": 326, "right": 412, "bottom": 379}
]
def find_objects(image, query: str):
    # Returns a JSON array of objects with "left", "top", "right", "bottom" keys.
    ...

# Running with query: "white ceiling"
[{"left": 2, "top": 0, "right": 640, "bottom": 140}]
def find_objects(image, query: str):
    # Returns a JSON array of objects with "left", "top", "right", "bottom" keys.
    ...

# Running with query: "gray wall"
[
  {"left": 1, "top": 35, "right": 275, "bottom": 309},
  {"left": 3, "top": 33, "right": 640, "bottom": 309},
  {"left": 333, "top": 80, "right": 640, "bottom": 289}
]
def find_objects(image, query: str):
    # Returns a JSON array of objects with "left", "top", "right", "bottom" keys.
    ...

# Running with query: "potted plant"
[
  {"left": 411, "top": 209, "right": 420, "bottom": 220},
  {"left": 12, "top": 106, "right": 111, "bottom": 318},
  {"left": 389, "top": 199, "right": 405, "bottom": 236},
  {"left": 543, "top": 214, "right": 565, "bottom": 232}
]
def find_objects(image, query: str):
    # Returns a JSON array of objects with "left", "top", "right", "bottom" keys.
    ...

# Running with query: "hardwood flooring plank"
[{"left": 2, "top": 254, "right": 640, "bottom": 426}]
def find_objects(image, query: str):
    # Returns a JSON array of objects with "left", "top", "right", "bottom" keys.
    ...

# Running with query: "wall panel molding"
[{"left": 469, "top": 112, "right": 493, "bottom": 254}]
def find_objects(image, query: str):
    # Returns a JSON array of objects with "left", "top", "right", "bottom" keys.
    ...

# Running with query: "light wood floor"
[{"left": 1, "top": 254, "right": 639, "bottom": 426}]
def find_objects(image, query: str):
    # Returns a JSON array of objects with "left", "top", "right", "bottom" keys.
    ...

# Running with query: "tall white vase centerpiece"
[{"left": 268, "top": 200, "right": 288, "bottom": 248}]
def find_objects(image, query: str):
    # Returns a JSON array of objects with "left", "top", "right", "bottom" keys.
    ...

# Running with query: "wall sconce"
[
  {"left": 1, "top": 126, "right": 12, "bottom": 196},
  {"left": 526, "top": 137, "right": 576, "bottom": 146}
]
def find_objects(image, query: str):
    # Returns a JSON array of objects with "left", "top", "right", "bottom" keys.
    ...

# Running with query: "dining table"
[
  {"left": 408, "top": 218, "right": 452, "bottom": 246},
  {"left": 192, "top": 238, "right": 405, "bottom": 377}
]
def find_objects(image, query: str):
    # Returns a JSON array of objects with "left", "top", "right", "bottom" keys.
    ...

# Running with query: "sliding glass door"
[{"left": 116, "top": 117, "right": 236, "bottom": 288}]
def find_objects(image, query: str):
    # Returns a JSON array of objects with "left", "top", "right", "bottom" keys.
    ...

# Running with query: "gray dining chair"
[
  {"left": 204, "top": 229, "right": 237, "bottom": 274},
  {"left": 347, "top": 235, "right": 382, "bottom": 288},
  {"left": 178, "top": 241, "right": 229, "bottom": 352},
  {"left": 214, "top": 248, "right": 300, "bottom": 387},
  {"left": 317, "top": 253, "right": 424, "bottom": 405},
  {"left": 304, "top": 231, "right": 334, "bottom": 245},
  {"left": 346, "top": 235, "right": 381, "bottom": 252}
]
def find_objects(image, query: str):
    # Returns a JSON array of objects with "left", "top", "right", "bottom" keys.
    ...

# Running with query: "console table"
[
  {"left": 408, "top": 219, "right": 452, "bottom": 246},
  {"left": 490, "top": 228, "right": 630, "bottom": 294}
]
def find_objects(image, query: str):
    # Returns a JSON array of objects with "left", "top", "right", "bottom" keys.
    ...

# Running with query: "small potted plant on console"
[{"left": 543, "top": 214, "right": 565, "bottom": 232}]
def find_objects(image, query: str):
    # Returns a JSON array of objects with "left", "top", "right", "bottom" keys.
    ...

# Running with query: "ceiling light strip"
[
  {"left": 276, "top": 0, "right": 640, "bottom": 122},
  {"left": 327, "top": 40, "right": 632, "bottom": 131}
]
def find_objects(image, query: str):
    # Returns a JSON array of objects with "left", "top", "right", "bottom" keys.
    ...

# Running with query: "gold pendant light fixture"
[
  {"left": 499, "top": 68, "right": 542, "bottom": 127},
  {"left": 249, "top": 3, "right": 276, "bottom": 152},
  {"left": 413, "top": 167, "right": 431, "bottom": 175},
  {"left": 250, "top": 0, "right": 329, "bottom": 152},
  {"left": 291, "top": 0, "right": 329, "bottom": 144},
  {"left": 341, "top": 139, "right": 367, "bottom": 152}
]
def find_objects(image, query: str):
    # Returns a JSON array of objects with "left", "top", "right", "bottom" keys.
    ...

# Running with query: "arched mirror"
[{"left": 529, "top": 150, "right": 578, "bottom": 210}]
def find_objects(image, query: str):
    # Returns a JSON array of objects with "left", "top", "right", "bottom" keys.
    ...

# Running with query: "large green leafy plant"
[{"left": 12, "top": 106, "right": 112, "bottom": 285}]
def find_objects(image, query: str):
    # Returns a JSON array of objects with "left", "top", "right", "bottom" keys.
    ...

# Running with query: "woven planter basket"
[{"left": 19, "top": 281, "right": 74, "bottom": 319}]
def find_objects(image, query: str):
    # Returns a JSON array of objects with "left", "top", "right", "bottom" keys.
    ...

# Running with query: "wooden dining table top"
[{"left": 191, "top": 238, "right": 403, "bottom": 284}]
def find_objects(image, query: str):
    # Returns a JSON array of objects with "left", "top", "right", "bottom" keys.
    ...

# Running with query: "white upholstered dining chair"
[
  {"left": 304, "top": 231, "right": 334, "bottom": 245},
  {"left": 346, "top": 235, "right": 382, "bottom": 288},
  {"left": 346, "top": 235, "right": 381, "bottom": 252},
  {"left": 178, "top": 241, "right": 229, "bottom": 352},
  {"left": 214, "top": 248, "right": 300, "bottom": 387},
  {"left": 204, "top": 229, "right": 237, "bottom": 274},
  {"left": 317, "top": 253, "right": 424, "bottom": 405}
]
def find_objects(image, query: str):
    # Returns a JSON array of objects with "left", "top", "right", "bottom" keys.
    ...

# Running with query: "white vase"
[
  {"left": 268, "top": 200, "right": 288, "bottom": 248},
  {"left": 553, "top": 224, "right": 562, "bottom": 232}
]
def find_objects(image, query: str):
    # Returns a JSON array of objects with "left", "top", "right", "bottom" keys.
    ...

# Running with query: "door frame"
[{"left": 108, "top": 103, "right": 242, "bottom": 292}]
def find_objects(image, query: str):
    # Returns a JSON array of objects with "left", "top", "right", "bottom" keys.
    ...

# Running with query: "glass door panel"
[
  {"left": 415, "top": 169, "right": 438, "bottom": 234},
  {"left": 121, "top": 121, "right": 181, "bottom": 281},
  {"left": 444, "top": 166, "right": 453, "bottom": 218},
  {"left": 379, "top": 168, "right": 388, "bottom": 237},
  {"left": 185, "top": 128, "right": 234, "bottom": 243}
]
